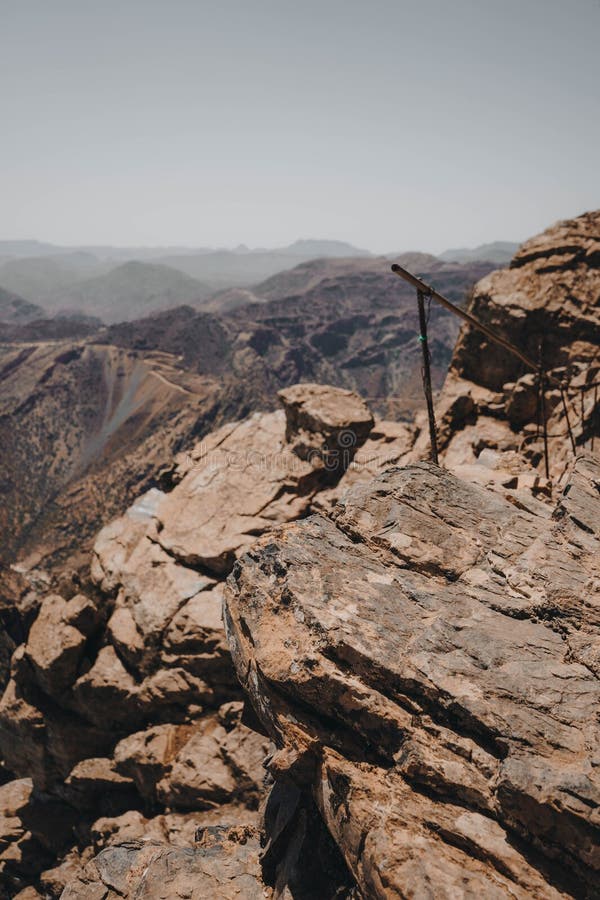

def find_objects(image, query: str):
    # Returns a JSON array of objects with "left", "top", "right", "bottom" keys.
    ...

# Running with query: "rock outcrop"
[
  {"left": 225, "top": 456, "right": 600, "bottom": 898},
  {"left": 0, "top": 384, "right": 384, "bottom": 897},
  {"left": 431, "top": 210, "right": 600, "bottom": 483}
]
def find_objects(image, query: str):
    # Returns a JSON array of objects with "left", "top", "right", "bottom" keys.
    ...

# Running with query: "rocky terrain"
[
  {"left": 0, "top": 210, "right": 598, "bottom": 898},
  {"left": 0, "top": 384, "right": 392, "bottom": 897},
  {"left": 0, "top": 257, "right": 489, "bottom": 571}
]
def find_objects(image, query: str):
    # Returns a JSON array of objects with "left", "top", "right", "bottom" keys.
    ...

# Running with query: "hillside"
[
  {"left": 52, "top": 260, "right": 211, "bottom": 323},
  {"left": 0, "top": 256, "right": 94, "bottom": 305},
  {"left": 201, "top": 252, "right": 478, "bottom": 312},
  {"left": 0, "top": 286, "right": 44, "bottom": 323}
]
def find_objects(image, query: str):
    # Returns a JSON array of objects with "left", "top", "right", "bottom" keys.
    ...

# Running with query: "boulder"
[
  {"left": 0, "top": 675, "right": 112, "bottom": 789},
  {"left": 113, "top": 723, "right": 196, "bottom": 803},
  {"left": 61, "top": 758, "right": 137, "bottom": 813},
  {"left": 152, "top": 411, "right": 322, "bottom": 575},
  {"left": 156, "top": 710, "right": 268, "bottom": 811},
  {"left": 24, "top": 594, "right": 94, "bottom": 697},
  {"left": 278, "top": 382, "right": 374, "bottom": 477}
]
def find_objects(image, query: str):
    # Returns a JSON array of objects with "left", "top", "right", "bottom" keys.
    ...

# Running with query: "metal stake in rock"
[{"left": 416, "top": 288, "right": 439, "bottom": 465}]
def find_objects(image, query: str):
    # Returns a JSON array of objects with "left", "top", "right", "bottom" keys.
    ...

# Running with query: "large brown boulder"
[
  {"left": 278, "top": 382, "right": 375, "bottom": 478},
  {"left": 224, "top": 456, "right": 600, "bottom": 897}
]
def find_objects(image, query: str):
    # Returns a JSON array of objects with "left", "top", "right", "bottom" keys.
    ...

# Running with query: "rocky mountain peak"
[{"left": 0, "top": 212, "right": 599, "bottom": 897}]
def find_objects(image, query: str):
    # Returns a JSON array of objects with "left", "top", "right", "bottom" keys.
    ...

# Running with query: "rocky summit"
[{"left": 0, "top": 211, "right": 598, "bottom": 898}]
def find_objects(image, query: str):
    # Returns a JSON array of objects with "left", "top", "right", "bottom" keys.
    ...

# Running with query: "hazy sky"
[{"left": 1, "top": 0, "right": 599, "bottom": 253}]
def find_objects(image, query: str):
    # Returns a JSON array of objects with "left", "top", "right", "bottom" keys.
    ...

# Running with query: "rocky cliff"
[
  {"left": 0, "top": 384, "right": 399, "bottom": 897},
  {"left": 431, "top": 209, "right": 600, "bottom": 484},
  {"left": 0, "top": 211, "right": 598, "bottom": 898}
]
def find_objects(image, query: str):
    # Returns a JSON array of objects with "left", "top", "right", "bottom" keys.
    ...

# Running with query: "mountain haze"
[
  {"left": 49, "top": 261, "right": 211, "bottom": 323},
  {"left": 439, "top": 240, "right": 520, "bottom": 264}
]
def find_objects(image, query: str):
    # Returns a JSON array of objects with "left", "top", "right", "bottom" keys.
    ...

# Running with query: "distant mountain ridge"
[
  {"left": 52, "top": 260, "right": 211, "bottom": 323},
  {"left": 0, "top": 238, "right": 368, "bottom": 261},
  {"left": 0, "top": 286, "right": 45, "bottom": 323},
  {"left": 0, "top": 238, "right": 517, "bottom": 324},
  {"left": 0, "top": 239, "right": 373, "bottom": 312},
  {"left": 439, "top": 241, "right": 519, "bottom": 264}
]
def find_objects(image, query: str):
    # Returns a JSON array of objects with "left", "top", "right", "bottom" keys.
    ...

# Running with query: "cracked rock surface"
[
  {"left": 0, "top": 383, "right": 379, "bottom": 897},
  {"left": 224, "top": 456, "right": 600, "bottom": 898}
]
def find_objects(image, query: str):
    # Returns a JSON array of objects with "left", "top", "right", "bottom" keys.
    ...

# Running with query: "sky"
[{"left": 1, "top": 0, "right": 599, "bottom": 254}]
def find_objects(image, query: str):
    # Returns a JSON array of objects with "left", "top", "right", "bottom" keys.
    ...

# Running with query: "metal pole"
[
  {"left": 416, "top": 289, "right": 439, "bottom": 465},
  {"left": 593, "top": 384, "right": 598, "bottom": 452},
  {"left": 559, "top": 386, "right": 577, "bottom": 454},
  {"left": 540, "top": 369, "right": 550, "bottom": 480}
]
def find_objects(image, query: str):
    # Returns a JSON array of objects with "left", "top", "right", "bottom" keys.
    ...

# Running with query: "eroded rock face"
[
  {"left": 224, "top": 457, "right": 600, "bottom": 898},
  {"left": 0, "top": 382, "right": 383, "bottom": 896},
  {"left": 430, "top": 210, "right": 600, "bottom": 482}
]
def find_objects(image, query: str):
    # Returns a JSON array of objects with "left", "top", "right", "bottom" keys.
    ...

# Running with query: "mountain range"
[
  {"left": 0, "top": 238, "right": 517, "bottom": 325},
  {"left": 438, "top": 240, "right": 519, "bottom": 264}
]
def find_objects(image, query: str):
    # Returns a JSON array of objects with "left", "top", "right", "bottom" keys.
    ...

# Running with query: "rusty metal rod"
[
  {"left": 416, "top": 289, "right": 439, "bottom": 464},
  {"left": 593, "top": 384, "right": 598, "bottom": 452},
  {"left": 391, "top": 262, "right": 563, "bottom": 386},
  {"left": 559, "top": 385, "right": 577, "bottom": 454},
  {"left": 540, "top": 369, "right": 550, "bottom": 480}
]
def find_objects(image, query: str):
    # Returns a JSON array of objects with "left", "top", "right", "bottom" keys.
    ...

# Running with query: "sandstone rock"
[
  {"left": 278, "top": 382, "right": 374, "bottom": 477},
  {"left": 153, "top": 411, "right": 321, "bottom": 575},
  {"left": 71, "top": 645, "right": 141, "bottom": 728},
  {"left": 225, "top": 457, "right": 600, "bottom": 897},
  {"left": 113, "top": 723, "right": 196, "bottom": 803},
  {"left": 313, "top": 418, "right": 416, "bottom": 512},
  {"left": 12, "top": 888, "right": 42, "bottom": 900},
  {"left": 24, "top": 594, "right": 90, "bottom": 696},
  {"left": 0, "top": 779, "right": 33, "bottom": 852},
  {"left": 90, "top": 488, "right": 166, "bottom": 594},
  {"left": 88, "top": 806, "right": 259, "bottom": 851},
  {"left": 156, "top": 711, "right": 268, "bottom": 811},
  {"left": 61, "top": 757, "right": 137, "bottom": 812},
  {"left": 61, "top": 827, "right": 270, "bottom": 899},
  {"left": 40, "top": 846, "right": 93, "bottom": 899},
  {"left": 95, "top": 519, "right": 216, "bottom": 673},
  {"left": 161, "top": 583, "right": 234, "bottom": 685},
  {"left": 0, "top": 676, "right": 112, "bottom": 788},
  {"left": 0, "top": 778, "right": 74, "bottom": 892},
  {"left": 439, "top": 210, "right": 600, "bottom": 481}
]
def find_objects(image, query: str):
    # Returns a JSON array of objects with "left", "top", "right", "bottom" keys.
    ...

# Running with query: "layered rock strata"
[
  {"left": 0, "top": 385, "right": 382, "bottom": 897},
  {"left": 225, "top": 455, "right": 600, "bottom": 898}
]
